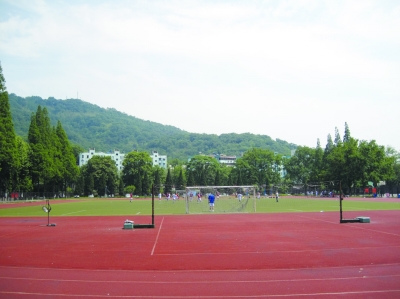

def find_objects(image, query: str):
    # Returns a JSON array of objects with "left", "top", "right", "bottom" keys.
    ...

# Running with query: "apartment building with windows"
[
  {"left": 217, "top": 154, "right": 237, "bottom": 166},
  {"left": 150, "top": 151, "right": 167, "bottom": 168},
  {"left": 79, "top": 149, "right": 125, "bottom": 171}
]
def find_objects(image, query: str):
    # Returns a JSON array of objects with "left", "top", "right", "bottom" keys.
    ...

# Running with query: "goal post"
[{"left": 184, "top": 185, "right": 257, "bottom": 214}]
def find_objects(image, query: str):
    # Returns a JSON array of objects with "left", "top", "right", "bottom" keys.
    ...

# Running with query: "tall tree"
[
  {"left": 80, "top": 156, "right": 118, "bottom": 196},
  {"left": 186, "top": 155, "right": 219, "bottom": 186},
  {"left": 186, "top": 168, "right": 195, "bottom": 186},
  {"left": 214, "top": 169, "right": 222, "bottom": 186},
  {"left": 122, "top": 151, "right": 153, "bottom": 195},
  {"left": 175, "top": 168, "right": 185, "bottom": 190},
  {"left": 324, "top": 134, "right": 334, "bottom": 156},
  {"left": 55, "top": 121, "right": 79, "bottom": 194},
  {"left": 384, "top": 148, "right": 400, "bottom": 196},
  {"left": 28, "top": 106, "right": 56, "bottom": 192},
  {"left": 358, "top": 140, "right": 395, "bottom": 190},
  {"left": 343, "top": 122, "right": 351, "bottom": 143},
  {"left": 236, "top": 148, "right": 281, "bottom": 190},
  {"left": 284, "top": 146, "right": 315, "bottom": 187},
  {"left": 334, "top": 127, "right": 342, "bottom": 146},
  {"left": 324, "top": 137, "right": 361, "bottom": 194},
  {"left": 164, "top": 168, "right": 173, "bottom": 194},
  {"left": 152, "top": 166, "right": 164, "bottom": 195},
  {"left": 13, "top": 136, "right": 32, "bottom": 193},
  {"left": 314, "top": 139, "right": 324, "bottom": 182},
  {"left": 0, "top": 63, "right": 17, "bottom": 194}
]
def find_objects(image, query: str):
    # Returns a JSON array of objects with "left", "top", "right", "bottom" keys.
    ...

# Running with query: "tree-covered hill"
[{"left": 9, "top": 94, "right": 297, "bottom": 160}]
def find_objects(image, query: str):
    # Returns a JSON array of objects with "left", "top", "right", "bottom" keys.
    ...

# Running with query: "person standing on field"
[
  {"left": 208, "top": 193, "right": 215, "bottom": 211},
  {"left": 275, "top": 191, "right": 279, "bottom": 202},
  {"left": 237, "top": 193, "right": 242, "bottom": 202}
]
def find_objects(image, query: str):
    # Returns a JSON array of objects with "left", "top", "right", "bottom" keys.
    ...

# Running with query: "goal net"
[
  {"left": 184, "top": 186, "right": 256, "bottom": 214},
  {"left": 257, "top": 180, "right": 342, "bottom": 215}
]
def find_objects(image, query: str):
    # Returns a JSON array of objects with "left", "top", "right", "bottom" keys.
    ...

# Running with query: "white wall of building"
[
  {"left": 150, "top": 151, "right": 167, "bottom": 168},
  {"left": 79, "top": 149, "right": 125, "bottom": 171}
]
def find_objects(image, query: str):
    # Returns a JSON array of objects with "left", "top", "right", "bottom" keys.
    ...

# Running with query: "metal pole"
[
  {"left": 339, "top": 180, "right": 343, "bottom": 223},
  {"left": 47, "top": 200, "right": 50, "bottom": 226},
  {"left": 151, "top": 184, "right": 155, "bottom": 226}
]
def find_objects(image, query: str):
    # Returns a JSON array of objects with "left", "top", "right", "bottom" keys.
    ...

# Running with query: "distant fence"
[{"left": 0, "top": 192, "right": 75, "bottom": 201}]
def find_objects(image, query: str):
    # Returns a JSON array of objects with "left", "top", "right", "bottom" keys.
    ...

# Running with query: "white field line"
[{"left": 61, "top": 210, "right": 86, "bottom": 216}]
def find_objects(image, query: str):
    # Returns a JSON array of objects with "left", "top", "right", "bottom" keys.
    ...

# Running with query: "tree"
[
  {"left": 164, "top": 168, "right": 173, "bottom": 194},
  {"left": 13, "top": 136, "right": 32, "bottom": 193},
  {"left": 28, "top": 106, "right": 57, "bottom": 193},
  {"left": 284, "top": 146, "right": 316, "bottom": 188},
  {"left": 389, "top": 161, "right": 400, "bottom": 195},
  {"left": 334, "top": 127, "right": 342, "bottom": 146},
  {"left": 152, "top": 166, "right": 164, "bottom": 195},
  {"left": 0, "top": 63, "right": 17, "bottom": 194},
  {"left": 314, "top": 139, "right": 324, "bottom": 182},
  {"left": 122, "top": 151, "right": 153, "bottom": 195},
  {"left": 186, "top": 167, "right": 195, "bottom": 186},
  {"left": 55, "top": 121, "right": 79, "bottom": 192},
  {"left": 186, "top": 155, "right": 219, "bottom": 186},
  {"left": 324, "top": 134, "right": 334, "bottom": 156},
  {"left": 237, "top": 148, "right": 281, "bottom": 192},
  {"left": 118, "top": 174, "right": 125, "bottom": 196},
  {"left": 175, "top": 168, "right": 185, "bottom": 190},
  {"left": 324, "top": 137, "right": 361, "bottom": 194},
  {"left": 214, "top": 169, "right": 222, "bottom": 186},
  {"left": 171, "top": 165, "right": 185, "bottom": 189},
  {"left": 80, "top": 156, "right": 118, "bottom": 196},
  {"left": 358, "top": 140, "right": 395, "bottom": 191},
  {"left": 343, "top": 122, "right": 351, "bottom": 143},
  {"left": 385, "top": 148, "right": 400, "bottom": 196}
]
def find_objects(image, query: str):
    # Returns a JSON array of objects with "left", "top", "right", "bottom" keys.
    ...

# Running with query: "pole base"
[{"left": 133, "top": 224, "right": 155, "bottom": 229}]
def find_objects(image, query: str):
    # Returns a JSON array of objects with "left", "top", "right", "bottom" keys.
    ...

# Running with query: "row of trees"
[
  {"left": 284, "top": 125, "right": 399, "bottom": 195},
  {"left": 1, "top": 62, "right": 399, "bottom": 198},
  {"left": 0, "top": 63, "right": 78, "bottom": 197},
  {"left": 95, "top": 128, "right": 399, "bottom": 197}
]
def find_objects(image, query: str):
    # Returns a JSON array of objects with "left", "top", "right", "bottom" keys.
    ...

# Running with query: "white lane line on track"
[
  {"left": 1, "top": 289, "right": 400, "bottom": 298},
  {"left": 1, "top": 273, "right": 400, "bottom": 284},
  {"left": 151, "top": 217, "right": 164, "bottom": 256}
]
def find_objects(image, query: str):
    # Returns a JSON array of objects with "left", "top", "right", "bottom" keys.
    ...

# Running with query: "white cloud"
[{"left": 1, "top": 0, "right": 399, "bottom": 151}]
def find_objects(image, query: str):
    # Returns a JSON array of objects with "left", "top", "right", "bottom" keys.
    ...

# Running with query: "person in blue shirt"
[{"left": 208, "top": 193, "right": 215, "bottom": 211}]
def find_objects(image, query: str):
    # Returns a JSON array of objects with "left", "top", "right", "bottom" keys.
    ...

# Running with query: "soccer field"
[{"left": 0, "top": 196, "right": 399, "bottom": 217}]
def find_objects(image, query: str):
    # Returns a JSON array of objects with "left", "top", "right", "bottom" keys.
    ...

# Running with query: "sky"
[{"left": 1, "top": 0, "right": 399, "bottom": 151}]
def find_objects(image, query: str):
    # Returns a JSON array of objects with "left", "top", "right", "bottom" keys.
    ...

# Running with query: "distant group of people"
[
  {"left": 188, "top": 192, "right": 203, "bottom": 202},
  {"left": 161, "top": 192, "right": 180, "bottom": 201},
  {"left": 130, "top": 189, "right": 280, "bottom": 212}
]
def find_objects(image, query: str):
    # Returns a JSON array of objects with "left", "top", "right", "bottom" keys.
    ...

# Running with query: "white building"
[
  {"left": 218, "top": 154, "right": 236, "bottom": 166},
  {"left": 79, "top": 149, "right": 125, "bottom": 171},
  {"left": 150, "top": 151, "right": 167, "bottom": 168}
]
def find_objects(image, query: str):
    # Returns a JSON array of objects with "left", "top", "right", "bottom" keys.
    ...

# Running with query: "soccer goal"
[{"left": 184, "top": 186, "right": 256, "bottom": 214}]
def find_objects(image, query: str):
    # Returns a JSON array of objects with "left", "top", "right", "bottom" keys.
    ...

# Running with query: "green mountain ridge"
[{"left": 9, "top": 93, "right": 297, "bottom": 160}]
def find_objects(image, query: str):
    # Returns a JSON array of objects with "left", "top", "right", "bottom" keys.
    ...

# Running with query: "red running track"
[{"left": 0, "top": 211, "right": 399, "bottom": 298}]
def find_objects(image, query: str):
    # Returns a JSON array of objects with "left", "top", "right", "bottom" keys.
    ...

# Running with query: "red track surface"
[{"left": 0, "top": 210, "right": 399, "bottom": 298}]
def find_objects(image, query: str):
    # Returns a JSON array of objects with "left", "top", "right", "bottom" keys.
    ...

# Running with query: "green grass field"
[{"left": 0, "top": 196, "right": 399, "bottom": 217}]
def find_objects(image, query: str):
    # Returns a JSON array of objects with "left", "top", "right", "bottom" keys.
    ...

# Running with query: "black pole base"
[
  {"left": 340, "top": 219, "right": 361, "bottom": 223},
  {"left": 133, "top": 224, "right": 155, "bottom": 229}
]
